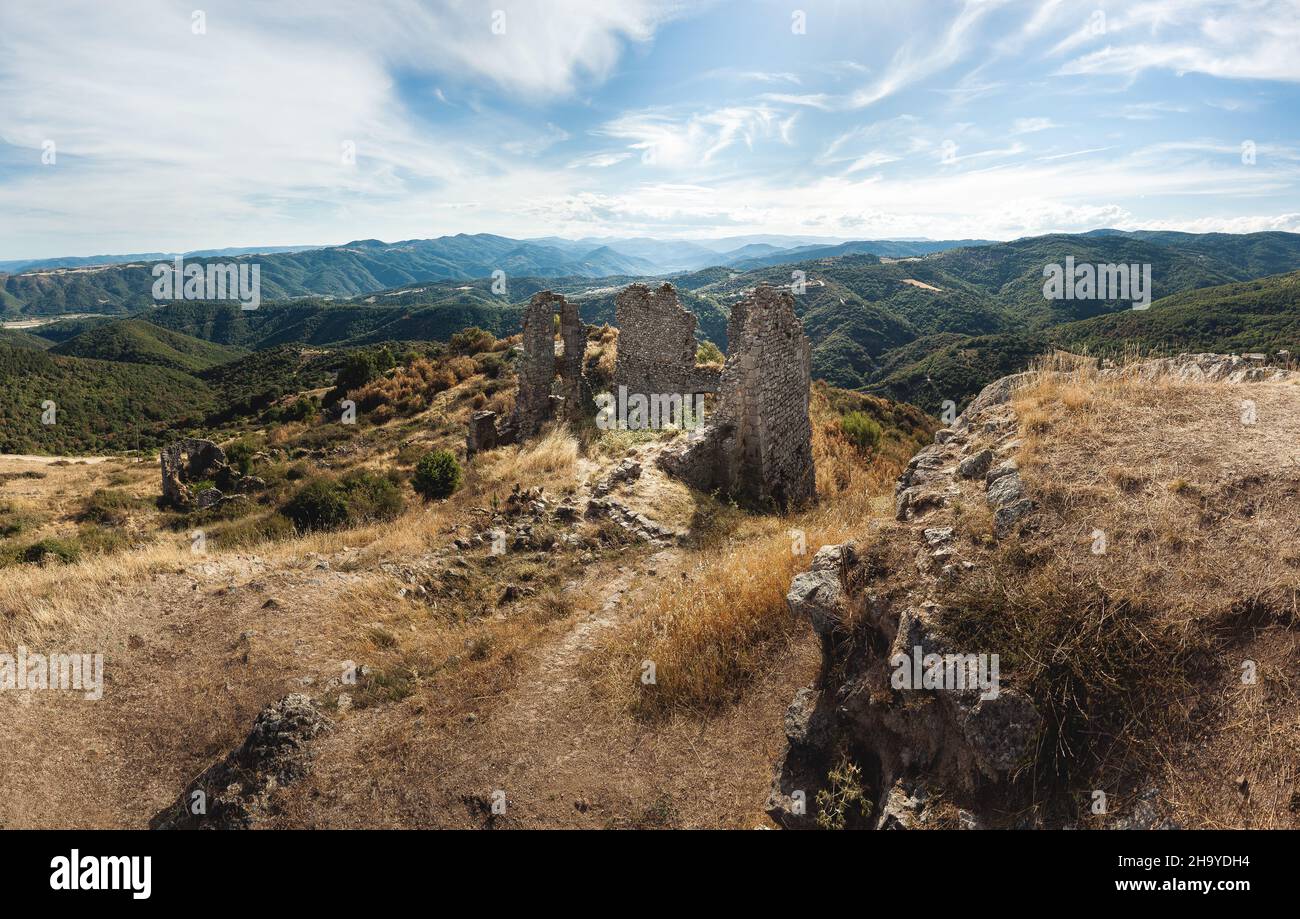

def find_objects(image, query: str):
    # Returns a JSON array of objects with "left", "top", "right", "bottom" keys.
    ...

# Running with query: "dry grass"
[
  {"left": 588, "top": 391, "right": 922, "bottom": 717},
  {"left": 967, "top": 350, "right": 1300, "bottom": 825},
  {"left": 479, "top": 423, "right": 579, "bottom": 486}
]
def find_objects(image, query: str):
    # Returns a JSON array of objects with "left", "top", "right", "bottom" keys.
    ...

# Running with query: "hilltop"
[
  {"left": 0, "top": 319, "right": 935, "bottom": 828},
  {"left": 773, "top": 353, "right": 1300, "bottom": 829}
]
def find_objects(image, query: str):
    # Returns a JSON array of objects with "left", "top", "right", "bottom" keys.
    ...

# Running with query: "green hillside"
[
  {"left": 1055, "top": 269, "right": 1300, "bottom": 357},
  {"left": 868, "top": 269, "right": 1300, "bottom": 412},
  {"left": 0, "top": 327, "right": 52, "bottom": 349},
  {"left": 0, "top": 345, "right": 217, "bottom": 454},
  {"left": 51, "top": 319, "right": 247, "bottom": 372}
]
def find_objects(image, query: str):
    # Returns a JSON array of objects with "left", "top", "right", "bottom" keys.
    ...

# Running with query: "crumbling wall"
[
  {"left": 658, "top": 283, "right": 815, "bottom": 509},
  {"left": 507, "top": 290, "right": 565, "bottom": 440},
  {"left": 556, "top": 297, "right": 587, "bottom": 423},
  {"left": 160, "top": 437, "right": 228, "bottom": 507},
  {"left": 470, "top": 290, "right": 586, "bottom": 456},
  {"left": 613, "top": 283, "right": 720, "bottom": 401}
]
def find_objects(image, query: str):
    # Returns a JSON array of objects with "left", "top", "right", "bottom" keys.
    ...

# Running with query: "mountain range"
[
  {"left": 0, "top": 233, "right": 996, "bottom": 317},
  {"left": 4, "top": 227, "right": 1300, "bottom": 452}
]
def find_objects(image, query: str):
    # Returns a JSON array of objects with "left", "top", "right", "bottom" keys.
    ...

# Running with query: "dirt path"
[
  {"left": 1, "top": 524, "right": 814, "bottom": 829},
  {"left": 266, "top": 538, "right": 816, "bottom": 829}
]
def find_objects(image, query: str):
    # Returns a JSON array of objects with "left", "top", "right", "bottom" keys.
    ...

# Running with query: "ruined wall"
[
  {"left": 470, "top": 290, "right": 586, "bottom": 456},
  {"left": 658, "top": 283, "right": 815, "bottom": 509},
  {"left": 507, "top": 291, "right": 564, "bottom": 440},
  {"left": 613, "top": 283, "right": 720, "bottom": 402},
  {"left": 556, "top": 297, "right": 587, "bottom": 423}
]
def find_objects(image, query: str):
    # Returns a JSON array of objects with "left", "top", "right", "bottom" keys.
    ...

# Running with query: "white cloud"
[
  {"left": 0, "top": 0, "right": 685, "bottom": 255},
  {"left": 1052, "top": 0, "right": 1300, "bottom": 83},
  {"left": 597, "top": 105, "right": 784, "bottom": 169},
  {"left": 849, "top": 0, "right": 1009, "bottom": 107},
  {"left": 1012, "top": 117, "right": 1058, "bottom": 134},
  {"left": 568, "top": 151, "right": 634, "bottom": 169}
]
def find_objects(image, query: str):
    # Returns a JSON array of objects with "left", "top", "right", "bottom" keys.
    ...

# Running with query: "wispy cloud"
[{"left": 1, "top": 0, "right": 1298, "bottom": 255}]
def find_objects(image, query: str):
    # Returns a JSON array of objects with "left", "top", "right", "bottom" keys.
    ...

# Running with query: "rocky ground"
[{"left": 769, "top": 354, "right": 1300, "bottom": 830}]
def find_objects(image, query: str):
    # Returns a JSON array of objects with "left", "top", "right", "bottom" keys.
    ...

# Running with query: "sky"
[{"left": 2, "top": 0, "right": 1299, "bottom": 259}]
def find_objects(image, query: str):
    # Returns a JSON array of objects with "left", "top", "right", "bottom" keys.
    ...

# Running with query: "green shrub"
[
  {"left": 841, "top": 411, "right": 883, "bottom": 453},
  {"left": 338, "top": 469, "right": 404, "bottom": 522},
  {"left": 412, "top": 450, "right": 462, "bottom": 500},
  {"left": 696, "top": 340, "right": 724, "bottom": 365},
  {"left": 0, "top": 501, "right": 43, "bottom": 538},
  {"left": 449, "top": 327, "right": 496, "bottom": 356},
  {"left": 280, "top": 470, "right": 404, "bottom": 532},
  {"left": 477, "top": 352, "right": 504, "bottom": 379},
  {"left": 224, "top": 437, "right": 259, "bottom": 475},
  {"left": 22, "top": 537, "right": 81, "bottom": 565},
  {"left": 281, "top": 478, "right": 350, "bottom": 532}
]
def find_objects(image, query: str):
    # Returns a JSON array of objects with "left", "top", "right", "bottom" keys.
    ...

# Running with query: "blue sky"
[{"left": 2, "top": 0, "right": 1299, "bottom": 258}]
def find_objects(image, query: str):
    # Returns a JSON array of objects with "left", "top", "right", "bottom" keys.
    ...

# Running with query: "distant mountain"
[
  {"left": 0, "top": 245, "right": 322, "bottom": 274},
  {"left": 9, "top": 228, "right": 1300, "bottom": 430},
  {"left": 729, "top": 238, "right": 1000, "bottom": 269},
  {"left": 51, "top": 319, "right": 248, "bottom": 373},
  {"left": 0, "top": 234, "right": 659, "bottom": 318}
]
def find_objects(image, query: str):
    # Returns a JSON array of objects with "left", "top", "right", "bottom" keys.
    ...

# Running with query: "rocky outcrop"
[
  {"left": 150, "top": 694, "right": 330, "bottom": 829},
  {"left": 160, "top": 438, "right": 229, "bottom": 508},
  {"left": 769, "top": 371, "right": 1045, "bottom": 829}
]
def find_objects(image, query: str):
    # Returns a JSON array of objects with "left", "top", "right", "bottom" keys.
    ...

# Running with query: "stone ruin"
[
  {"left": 658, "top": 283, "right": 816, "bottom": 510},
  {"left": 467, "top": 290, "right": 587, "bottom": 456},
  {"left": 613, "top": 283, "right": 721, "bottom": 407},
  {"left": 466, "top": 280, "right": 815, "bottom": 511},
  {"left": 160, "top": 437, "right": 229, "bottom": 508}
]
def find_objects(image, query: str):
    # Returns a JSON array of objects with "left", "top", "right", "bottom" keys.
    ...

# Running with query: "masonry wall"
[
  {"left": 507, "top": 290, "right": 565, "bottom": 439},
  {"left": 613, "top": 283, "right": 720, "bottom": 406},
  {"left": 658, "top": 283, "right": 815, "bottom": 509}
]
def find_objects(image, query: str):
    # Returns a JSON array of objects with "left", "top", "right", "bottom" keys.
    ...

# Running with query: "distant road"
[{"left": 0, "top": 454, "right": 114, "bottom": 464}]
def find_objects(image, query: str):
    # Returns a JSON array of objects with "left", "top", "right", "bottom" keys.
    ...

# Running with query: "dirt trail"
[{"left": 1, "top": 521, "right": 813, "bottom": 829}]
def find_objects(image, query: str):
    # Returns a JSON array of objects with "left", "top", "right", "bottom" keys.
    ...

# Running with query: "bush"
[
  {"left": 477, "top": 353, "right": 504, "bottom": 379},
  {"left": 338, "top": 469, "right": 404, "bottom": 521},
  {"left": 22, "top": 537, "right": 81, "bottom": 565},
  {"left": 280, "top": 470, "right": 405, "bottom": 532},
  {"left": 696, "top": 340, "right": 724, "bottom": 365},
  {"left": 77, "top": 488, "right": 146, "bottom": 526},
  {"left": 841, "top": 411, "right": 883, "bottom": 453},
  {"left": 448, "top": 327, "right": 496, "bottom": 356},
  {"left": 224, "top": 437, "right": 259, "bottom": 475},
  {"left": 412, "top": 450, "right": 462, "bottom": 500},
  {"left": 281, "top": 478, "right": 350, "bottom": 532}
]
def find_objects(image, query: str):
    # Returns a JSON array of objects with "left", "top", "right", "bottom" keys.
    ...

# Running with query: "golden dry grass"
[
  {"left": 588, "top": 391, "right": 923, "bottom": 717},
  {"left": 479, "top": 423, "right": 579, "bottom": 484},
  {"left": 967, "top": 350, "right": 1300, "bottom": 826}
]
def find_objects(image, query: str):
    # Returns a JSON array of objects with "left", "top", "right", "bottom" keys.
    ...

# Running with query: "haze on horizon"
[{"left": 2, "top": 0, "right": 1299, "bottom": 261}]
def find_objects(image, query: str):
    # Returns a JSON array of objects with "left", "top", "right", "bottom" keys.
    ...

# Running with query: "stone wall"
[
  {"left": 613, "top": 283, "right": 720, "bottom": 402},
  {"left": 470, "top": 290, "right": 586, "bottom": 456},
  {"left": 658, "top": 283, "right": 815, "bottom": 509},
  {"left": 507, "top": 290, "right": 566, "bottom": 440}
]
